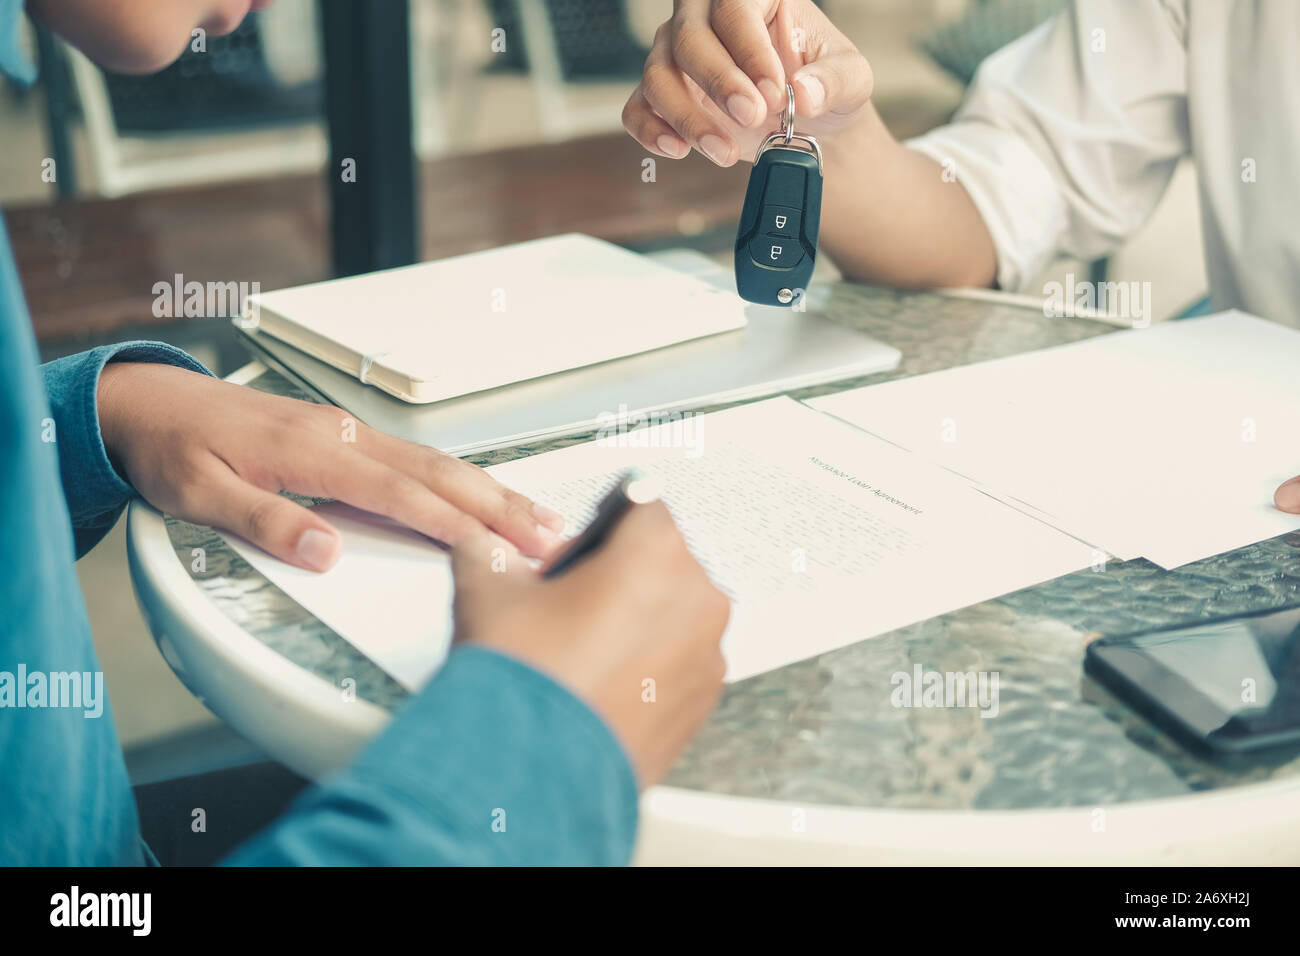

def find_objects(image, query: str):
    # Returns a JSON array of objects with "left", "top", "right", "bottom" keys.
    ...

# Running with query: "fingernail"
[
  {"left": 1276, "top": 478, "right": 1300, "bottom": 513},
  {"left": 797, "top": 74, "right": 825, "bottom": 110},
  {"left": 533, "top": 502, "right": 566, "bottom": 532},
  {"left": 726, "top": 93, "right": 758, "bottom": 126},
  {"left": 297, "top": 528, "right": 341, "bottom": 572},
  {"left": 655, "top": 133, "right": 688, "bottom": 158},
  {"left": 698, "top": 134, "right": 731, "bottom": 166},
  {"left": 757, "top": 78, "right": 783, "bottom": 111}
]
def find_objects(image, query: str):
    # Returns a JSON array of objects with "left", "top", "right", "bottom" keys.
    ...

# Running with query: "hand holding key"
[
  {"left": 623, "top": 0, "right": 998, "bottom": 292},
  {"left": 621, "top": 0, "right": 875, "bottom": 168},
  {"left": 733, "top": 83, "right": 822, "bottom": 305}
]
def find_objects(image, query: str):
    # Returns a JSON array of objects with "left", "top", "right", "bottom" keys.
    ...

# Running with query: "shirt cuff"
[
  {"left": 40, "top": 341, "right": 212, "bottom": 555},
  {"left": 225, "top": 646, "right": 641, "bottom": 866}
]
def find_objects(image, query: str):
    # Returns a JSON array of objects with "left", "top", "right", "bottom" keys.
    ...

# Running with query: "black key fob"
[{"left": 735, "top": 84, "right": 822, "bottom": 307}]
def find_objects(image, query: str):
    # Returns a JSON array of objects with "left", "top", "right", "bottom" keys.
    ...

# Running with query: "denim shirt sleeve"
[
  {"left": 223, "top": 646, "right": 641, "bottom": 866},
  {"left": 0, "top": 0, "right": 37, "bottom": 86},
  {"left": 41, "top": 343, "right": 212, "bottom": 557}
]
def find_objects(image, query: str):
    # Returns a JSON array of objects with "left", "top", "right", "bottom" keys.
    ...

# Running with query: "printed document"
[{"left": 224, "top": 398, "right": 1093, "bottom": 687}]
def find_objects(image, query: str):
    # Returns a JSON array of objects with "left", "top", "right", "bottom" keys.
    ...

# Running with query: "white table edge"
[{"left": 127, "top": 500, "right": 389, "bottom": 780}]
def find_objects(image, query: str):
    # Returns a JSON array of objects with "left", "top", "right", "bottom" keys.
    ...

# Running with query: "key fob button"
[
  {"left": 760, "top": 204, "right": 802, "bottom": 238},
  {"left": 734, "top": 118, "right": 821, "bottom": 306},
  {"left": 762, "top": 165, "right": 806, "bottom": 207},
  {"left": 749, "top": 236, "right": 804, "bottom": 268}
]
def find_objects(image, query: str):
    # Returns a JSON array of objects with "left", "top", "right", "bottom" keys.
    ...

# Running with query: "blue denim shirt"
[{"left": 0, "top": 2, "right": 637, "bottom": 865}]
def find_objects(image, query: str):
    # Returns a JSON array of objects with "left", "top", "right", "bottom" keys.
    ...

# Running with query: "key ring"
[
  {"left": 781, "top": 81, "right": 796, "bottom": 144},
  {"left": 756, "top": 82, "right": 821, "bottom": 170}
]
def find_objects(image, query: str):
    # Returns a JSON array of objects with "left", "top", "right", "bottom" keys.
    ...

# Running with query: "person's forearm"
[
  {"left": 818, "top": 104, "right": 998, "bottom": 290},
  {"left": 224, "top": 647, "right": 639, "bottom": 866}
]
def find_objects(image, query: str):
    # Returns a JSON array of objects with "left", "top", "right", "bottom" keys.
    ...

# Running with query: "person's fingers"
[
  {"left": 643, "top": 24, "right": 740, "bottom": 166},
  {"left": 706, "top": 0, "right": 787, "bottom": 113},
  {"left": 670, "top": 1, "right": 769, "bottom": 127},
  {"left": 763, "top": 0, "right": 803, "bottom": 82},
  {"left": 576, "top": 500, "right": 728, "bottom": 636},
  {"left": 277, "top": 403, "right": 561, "bottom": 557},
  {"left": 181, "top": 462, "right": 344, "bottom": 572},
  {"left": 533, "top": 501, "right": 679, "bottom": 603},
  {"left": 359, "top": 427, "right": 565, "bottom": 559},
  {"left": 589, "top": 499, "right": 731, "bottom": 659},
  {"left": 1274, "top": 476, "right": 1300, "bottom": 513},
  {"left": 616, "top": 501, "right": 731, "bottom": 638},
  {"left": 791, "top": 49, "right": 874, "bottom": 119},
  {"left": 283, "top": 445, "right": 497, "bottom": 554},
  {"left": 588, "top": 500, "right": 684, "bottom": 572},
  {"left": 622, "top": 86, "right": 691, "bottom": 158}
]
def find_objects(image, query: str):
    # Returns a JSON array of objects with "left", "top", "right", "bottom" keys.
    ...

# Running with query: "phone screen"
[{"left": 1088, "top": 606, "right": 1300, "bottom": 749}]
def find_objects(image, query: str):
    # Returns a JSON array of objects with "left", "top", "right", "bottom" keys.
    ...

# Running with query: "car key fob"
[{"left": 734, "top": 83, "right": 822, "bottom": 307}]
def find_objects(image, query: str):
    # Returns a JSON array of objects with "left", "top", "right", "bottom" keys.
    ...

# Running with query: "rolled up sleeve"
[
  {"left": 40, "top": 342, "right": 212, "bottom": 557},
  {"left": 906, "top": 0, "right": 1190, "bottom": 293}
]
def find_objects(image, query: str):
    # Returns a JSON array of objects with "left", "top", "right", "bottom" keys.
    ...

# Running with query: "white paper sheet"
[
  {"left": 225, "top": 504, "right": 455, "bottom": 690},
  {"left": 223, "top": 398, "right": 1093, "bottom": 688},
  {"left": 807, "top": 311, "right": 1300, "bottom": 569}
]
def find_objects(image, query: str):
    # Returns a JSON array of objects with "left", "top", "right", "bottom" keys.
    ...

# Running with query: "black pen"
[{"left": 542, "top": 469, "right": 660, "bottom": 578}]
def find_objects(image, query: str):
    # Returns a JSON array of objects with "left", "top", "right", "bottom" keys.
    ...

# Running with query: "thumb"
[
  {"left": 201, "top": 470, "right": 343, "bottom": 572},
  {"left": 1275, "top": 476, "right": 1300, "bottom": 513},
  {"left": 791, "top": 50, "right": 873, "bottom": 120}
]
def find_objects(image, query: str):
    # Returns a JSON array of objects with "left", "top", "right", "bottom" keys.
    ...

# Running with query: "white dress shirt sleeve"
[{"left": 906, "top": 0, "right": 1191, "bottom": 292}]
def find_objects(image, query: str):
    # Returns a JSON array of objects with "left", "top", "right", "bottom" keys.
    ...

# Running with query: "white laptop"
[{"left": 237, "top": 243, "right": 903, "bottom": 456}]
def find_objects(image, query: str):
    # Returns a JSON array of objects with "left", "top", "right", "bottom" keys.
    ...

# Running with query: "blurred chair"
[
  {"left": 485, "top": 0, "right": 647, "bottom": 81},
  {"left": 916, "top": 0, "right": 1064, "bottom": 85},
  {"left": 60, "top": 1, "right": 327, "bottom": 197},
  {"left": 426, "top": 0, "right": 648, "bottom": 149}
]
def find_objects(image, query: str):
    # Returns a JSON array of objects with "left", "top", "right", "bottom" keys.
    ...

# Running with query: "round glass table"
[{"left": 127, "top": 281, "right": 1300, "bottom": 864}]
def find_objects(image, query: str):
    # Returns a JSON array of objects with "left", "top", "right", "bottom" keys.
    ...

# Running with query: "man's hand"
[
  {"left": 451, "top": 502, "right": 730, "bottom": 787},
  {"left": 622, "top": 0, "right": 874, "bottom": 167},
  {"left": 97, "top": 362, "right": 566, "bottom": 571},
  {"left": 623, "top": 0, "right": 998, "bottom": 289},
  {"left": 1276, "top": 477, "right": 1300, "bottom": 514}
]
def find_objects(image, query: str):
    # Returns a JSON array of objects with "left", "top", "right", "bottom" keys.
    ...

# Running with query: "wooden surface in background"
[
  {"left": 7, "top": 96, "right": 953, "bottom": 346},
  {"left": 7, "top": 132, "right": 748, "bottom": 344}
]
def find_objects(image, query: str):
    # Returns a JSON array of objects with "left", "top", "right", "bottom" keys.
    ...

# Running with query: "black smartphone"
[{"left": 1084, "top": 604, "right": 1300, "bottom": 755}]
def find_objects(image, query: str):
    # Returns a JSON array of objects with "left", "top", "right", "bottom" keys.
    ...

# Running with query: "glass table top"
[{"left": 165, "top": 281, "right": 1300, "bottom": 810}]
